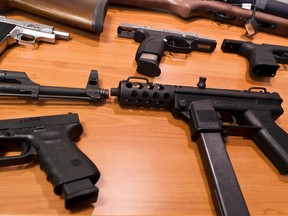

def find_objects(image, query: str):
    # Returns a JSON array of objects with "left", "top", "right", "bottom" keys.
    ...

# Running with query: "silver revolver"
[{"left": 0, "top": 16, "right": 70, "bottom": 55}]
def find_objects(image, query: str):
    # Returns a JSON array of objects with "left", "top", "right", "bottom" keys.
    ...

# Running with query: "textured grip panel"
[
  {"left": 0, "top": 22, "right": 15, "bottom": 41},
  {"left": 34, "top": 121, "right": 100, "bottom": 209},
  {"left": 135, "top": 35, "right": 166, "bottom": 76},
  {"left": 239, "top": 43, "right": 279, "bottom": 77},
  {"left": 36, "top": 122, "right": 99, "bottom": 193}
]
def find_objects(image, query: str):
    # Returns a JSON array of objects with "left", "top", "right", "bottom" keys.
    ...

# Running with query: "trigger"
[{"left": 230, "top": 115, "right": 237, "bottom": 125}]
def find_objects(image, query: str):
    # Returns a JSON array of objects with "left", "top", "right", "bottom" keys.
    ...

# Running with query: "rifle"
[
  {"left": 111, "top": 76, "right": 288, "bottom": 216},
  {"left": 217, "top": 0, "right": 288, "bottom": 19},
  {"left": 0, "top": 0, "right": 108, "bottom": 33},
  {"left": 0, "top": 70, "right": 109, "bottom": 102},
  {"left": 109, "top": 0, "right": 288, "bottom": 37}
]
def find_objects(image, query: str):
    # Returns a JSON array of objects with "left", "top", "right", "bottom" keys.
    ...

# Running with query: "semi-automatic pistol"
[{"left": 0, "top": 15, "right": 69, "bottom": 55}]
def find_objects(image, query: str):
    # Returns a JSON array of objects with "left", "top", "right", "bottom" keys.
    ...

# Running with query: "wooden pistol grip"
[{"left": 5, "top": 0, "right": 108, "bottom": 32}]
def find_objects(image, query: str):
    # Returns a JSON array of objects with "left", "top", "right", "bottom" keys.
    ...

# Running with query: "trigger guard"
[
  {"left": 16, "top": 33, "right": 36, "bottom": 45},
  {"left": 207, "top": 10, "right": 236, "bottom": 21},
  {"left": 165, "top": 37, "right": 192, "bottom": 53}
]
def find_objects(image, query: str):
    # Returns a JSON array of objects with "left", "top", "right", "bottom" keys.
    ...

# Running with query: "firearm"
[
  {"left": 0, "top": 113, "right": 100, "bottom": 210},
  {"left": 218, "top": 0, "right": 288, "bottom": 19},
  {"left": 0, "top": 16, "right": 69, "bottom": 56},
  {"left": 0, "top": 70, "right": 109, "bottom": 102},
  {"left": 221, "top": 39, "right": 288, "bottom": 77},
  {"left": 117, "top": 23, "right": 216, "bottom": 77},
  {"left": 0, "top": 0, "right": 108, "bottom": 33},
  {"left": 109, "top": 0, "right": 288, "bottom": 37},
  {"left": 111, "top": 76, "right": 288, "bottom": 216}
]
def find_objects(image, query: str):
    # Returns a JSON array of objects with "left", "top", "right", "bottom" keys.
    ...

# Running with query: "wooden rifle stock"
[
  {"left": 0, "top": 0, "right": 108, "bottom": 33},
  {"left": 109, "top": 0, "right": 288, "bottom": 37}
]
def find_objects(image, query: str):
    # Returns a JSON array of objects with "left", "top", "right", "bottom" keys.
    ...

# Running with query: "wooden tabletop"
[{"left": 0, "top": 5, "right": 288, "bottom": 216}]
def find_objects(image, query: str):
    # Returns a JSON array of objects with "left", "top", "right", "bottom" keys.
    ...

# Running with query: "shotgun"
[
  {"left": 0, "top": 0, "right": 108, "bottom": 33},
  {"left": 109, "top": 0, "right": 288, "bottom": 37}
]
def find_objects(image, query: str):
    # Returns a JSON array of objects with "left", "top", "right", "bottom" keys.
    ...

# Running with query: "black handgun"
[
  {"left": 0, "top": 113, "right": 100, "bottom": 210},
  {"left": 117, "top": 23, "right": 217, "bottom": 77},
  {"left": 111, "top": 76, "right": 288, "bottom": 216},
  {"left": 221, "top": 39, "right": 288, "bottom": 77}
]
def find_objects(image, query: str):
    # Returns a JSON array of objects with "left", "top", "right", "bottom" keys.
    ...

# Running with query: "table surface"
[{"left": 0, "top": 5, "right": 288, "bottom": 216}]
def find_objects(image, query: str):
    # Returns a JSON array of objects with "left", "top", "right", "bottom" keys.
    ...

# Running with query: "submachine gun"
[{"left": 111, "top": 76, "right": 288, "bottom": 216}]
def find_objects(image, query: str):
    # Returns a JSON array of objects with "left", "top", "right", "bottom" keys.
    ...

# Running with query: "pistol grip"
[
  {"left": 221, "top": 39, "right": 280, "bottom": 77},
  {"left": 0, "top": 22, "right": 17, "bottom": 55},
  {"left": 134, "top": 31, "right": 165, "bottom": 77},
  {"left": 242, "top": 110, "right": 288, "bottom": 174},
  {"left": 35, "top": 121, "right": 100, "bottom": 210},
  {"left": 239, "top": 43, "right": 279, "bottom": 77}
]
